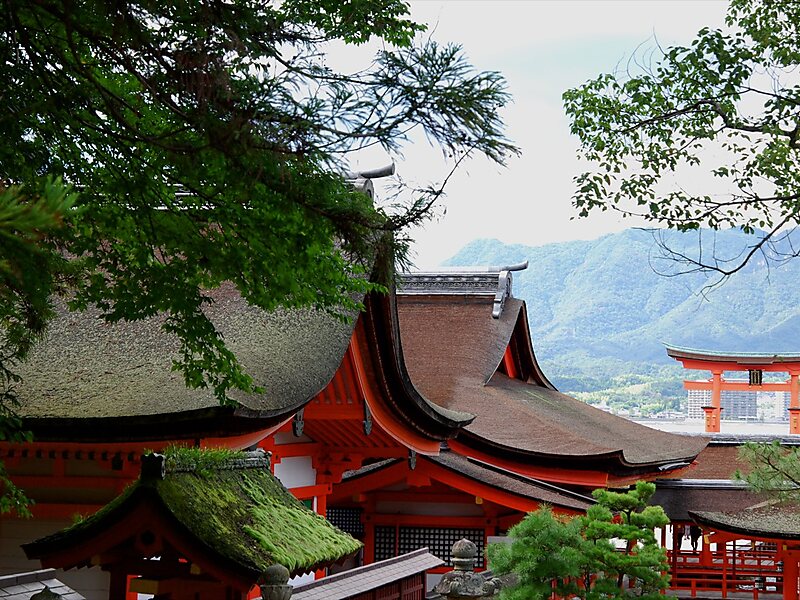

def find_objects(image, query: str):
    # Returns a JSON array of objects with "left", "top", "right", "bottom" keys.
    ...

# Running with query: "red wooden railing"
[{"left": 668, "top": 544, "right": 783, "bottom": 599}]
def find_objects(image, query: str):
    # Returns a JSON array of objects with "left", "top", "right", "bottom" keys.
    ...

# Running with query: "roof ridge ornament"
[
  {"left": 344, "top": 163, "right": 396, "bottom": 201},
  {"left": 397, "top": 261, "right": 529, "bottom": 318},
  {"left": 493, "top": 261, "right": 528, "bottom": 319}
]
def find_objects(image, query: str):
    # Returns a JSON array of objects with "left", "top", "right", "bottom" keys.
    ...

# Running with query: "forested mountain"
[{"left": 443, "top": 229, "right": 800, "bottom": 415}]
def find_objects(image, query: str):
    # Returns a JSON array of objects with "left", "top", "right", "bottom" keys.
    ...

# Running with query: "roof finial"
[{"left": 492, "top": 261, "right": 527, "bottom": 319}]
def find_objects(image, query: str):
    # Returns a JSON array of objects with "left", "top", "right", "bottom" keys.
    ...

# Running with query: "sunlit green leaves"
[
  {"left": 0, "top": 0, "right": 517, "bottom": 406},
  {"left": 736, "top": 441, "right": 800, "bottom": 505},
  {"left": 564, "top": 0, "right": 800, "bottom": 276},
  {"left": 489, "top": 481, "right": 670, "bottom": 600}
]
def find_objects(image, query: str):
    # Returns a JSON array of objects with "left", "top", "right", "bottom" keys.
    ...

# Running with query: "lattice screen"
[
  {"left": 374, "top": 525, "right": 397, "bottom": 561},
  {"left": 326, "top": 507, "right": 364, "bottom": 536},
  {"left": 398, "top": 527, "right": 484, "bottom": 567},
  {"left": 372, "top": 525, "right": 485, "bottom": 567}
]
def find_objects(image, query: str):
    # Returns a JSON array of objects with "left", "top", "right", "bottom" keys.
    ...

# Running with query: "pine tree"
[{"left": 489, "top": 481, "right": 670, "bottom": 600}]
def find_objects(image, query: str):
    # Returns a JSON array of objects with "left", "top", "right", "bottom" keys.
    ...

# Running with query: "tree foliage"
[
  {"left": 488, "top": 481, "right": 670, "bottom": 600},
  {"left": 0, "top": 0, "right": 517, "bottom": 401},
  {"left": 0, "top": 0, "right": 517, "bottom": 512},
  {"left": 564, "top": 0, "right": 800, "bottom": 278},
  {"left": 736, "top": 441, "right": 800, "bottom": 505},
  {"left": 0, "top": 178, "right": 75, "bottom": 515}
]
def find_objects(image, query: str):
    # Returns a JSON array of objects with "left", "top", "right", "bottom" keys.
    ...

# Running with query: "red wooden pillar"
[
  {"left": 108, "top": 568, "right": 128, "bottom": 600},
  {"left": 783, "top": 551, "right": 799, "bottom": 600},
  {"left": 315, "top": 493, "right": 327, "bottom": 517},
  {"left": 790, "top": 372, "right": 800, "bottom": 435},
  {"left": 671, "top": 525, "right": 679, "bottom": 587},
  {"left": 704, "top": 371, "right": 723, "bottom": 433},
  {"left": 700, "top": 532, "right": 711, "bottom": 566}
]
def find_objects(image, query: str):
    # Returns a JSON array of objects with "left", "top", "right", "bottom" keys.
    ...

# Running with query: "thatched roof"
[{"left": 24, "top": 449, "right": 361, "bottom": 578}]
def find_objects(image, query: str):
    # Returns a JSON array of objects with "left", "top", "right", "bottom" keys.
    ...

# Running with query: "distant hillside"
[{"left": 444, "top": 229, "right": 800, "bottom": 415}]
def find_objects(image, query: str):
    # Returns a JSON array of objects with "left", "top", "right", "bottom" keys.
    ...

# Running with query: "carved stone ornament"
[
  {"left": 292, "top": 409, "right": 304, "bottom": 437},
  {"left": 433, "top": 539, "right": 502, "bottom": 599},
  {"left": 260, "top": 563, "right": 292, "bottom": 600}
]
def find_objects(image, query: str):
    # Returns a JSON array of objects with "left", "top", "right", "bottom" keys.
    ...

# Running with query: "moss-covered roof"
[
  {"left": 691, "top": 504, "right": 800, "bottom": 541},
  {"left": 16, "top": 284, "right": 355, "bottom": 427},
  {"left": 24, "top": 449, "right": 362, "bottom": 578}
]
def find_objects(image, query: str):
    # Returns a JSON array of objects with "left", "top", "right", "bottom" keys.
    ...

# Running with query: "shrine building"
[{"left": 1, "top": 263, "right": 712, "bottom": 598}]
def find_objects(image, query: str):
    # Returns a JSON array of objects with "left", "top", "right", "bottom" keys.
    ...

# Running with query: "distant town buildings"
[{"left": 687, "top": 383, "right": 790, "bottom": 421}]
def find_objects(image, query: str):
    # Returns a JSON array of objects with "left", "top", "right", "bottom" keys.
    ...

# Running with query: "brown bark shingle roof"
[
  {"left": 427, "top": 450, "right": 594, "bottom": 512},
  {"left": 396, "top": 294, "right": 706, "bottom": 469}
]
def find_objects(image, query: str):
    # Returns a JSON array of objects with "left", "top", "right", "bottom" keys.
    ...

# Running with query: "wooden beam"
[
  {"left": 349, "top": 329, "right": 441, "bottom": 456},
  {"left": 369, "top": 491, "right": 475, "bottom": 505},
  {"left": 369, "top": 514, "right": 490, "bottom": 527},
  {"left": 684, "top": 380, "right": 792, "bottom": 391},
  {"left": 290, "top": 483, "right": 332, "bottom": 500},
  {"left": 448, "top": 440, "right": 610, "bottom": 488}
]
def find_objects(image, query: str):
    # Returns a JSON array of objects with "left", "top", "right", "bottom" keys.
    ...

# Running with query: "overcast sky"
[{"left": 351, "top": 1, "right": 731, "bottom": 267}]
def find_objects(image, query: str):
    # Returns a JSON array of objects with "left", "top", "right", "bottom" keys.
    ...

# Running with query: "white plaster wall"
[
  {"left": 273, "top": 456, "right": 316, "bottom": 489},
  {"left": 0, "top": 518, "right": 109, "bottom": 600},
  {"left": 290, "top": 572, "right": 316, "bottom": 587}
]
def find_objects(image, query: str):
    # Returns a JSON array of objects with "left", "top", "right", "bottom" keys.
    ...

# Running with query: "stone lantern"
[
  {"left": 433, "top": 538, "right": 502, "bottom": 599},
  {"left": 260, "top": 563, "right": 292, "bottom": 600}
]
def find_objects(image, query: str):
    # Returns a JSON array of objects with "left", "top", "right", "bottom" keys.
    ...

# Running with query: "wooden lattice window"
[
  {"left": 399, "top": 527, "right": 485, "bottom": 568},
  {"left": 326, "top": 507, "right": 364, "bottom": 536},
  {"left": 374, "top": 525, "right": 397, "bottom": 561}
]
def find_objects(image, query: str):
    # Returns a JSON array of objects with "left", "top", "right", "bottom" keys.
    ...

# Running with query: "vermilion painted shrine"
[{"left": 0, "top": 265, "right": 797, "bottom": 600}]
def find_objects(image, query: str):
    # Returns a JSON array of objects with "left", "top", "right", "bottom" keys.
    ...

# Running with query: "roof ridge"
[
  {"left": 397, "top": 263, "right": 528, "bottom": 319},
  {"left": 147, "top": 449, "right": 271, "bottom": 480},
  {"left": 292, "top": 548, "right": 441, "bottom": 594},
  {"left": 458, "top": 453, "right": 596, "bottom": 504}
]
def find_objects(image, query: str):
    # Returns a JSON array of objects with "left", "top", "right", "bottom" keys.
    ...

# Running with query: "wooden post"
[
  {"left": 363, "top": 520, "right": 375, "bottom": 564},
  {"left": 671, "top": 524, "right": 681, "bottom": 589},
  {"left": 784, "top": 552, "right": 799, "bottom": 600},
  {"left": 707, "top": 371, "right": 723, "bottom": 433},
  {"left": 108, "top": 567, "right": 128, "bottom": 600},
  {"left": 791, "top": 373, "right": 800, "bottom": 435}
]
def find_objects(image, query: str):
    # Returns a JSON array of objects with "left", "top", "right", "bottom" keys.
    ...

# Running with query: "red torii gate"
[{"left": 666, "top": 345, "right": 800, "bottom": 434}]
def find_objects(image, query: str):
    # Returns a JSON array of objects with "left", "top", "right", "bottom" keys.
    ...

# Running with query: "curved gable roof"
[
  {"left": 691, "top": 505, "right": 800, "bottom": 541},
  {"left": 24, "top": 451, "right": 361, "bottom": 580},
  {"left": 17, "top": 285, "right": 472, "bottom": 444},
  {"left": 397, "top": 289, "right": 706, "bottom": 472},
  {"left": 16, "top": 285, "right": 356, "bottom": 440}
]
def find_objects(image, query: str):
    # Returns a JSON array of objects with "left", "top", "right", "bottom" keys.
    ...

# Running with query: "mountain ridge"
[{"left": 442, "top": 229, "right": 800, "bottom": 413}]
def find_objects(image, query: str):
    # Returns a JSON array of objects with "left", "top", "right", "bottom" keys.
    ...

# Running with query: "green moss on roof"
[
  {"left": 155, "top": 455, "right": 362, "bottom": 573},
  {"left": 25, "top": 449, "right": 361, "bottom": 577}
]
